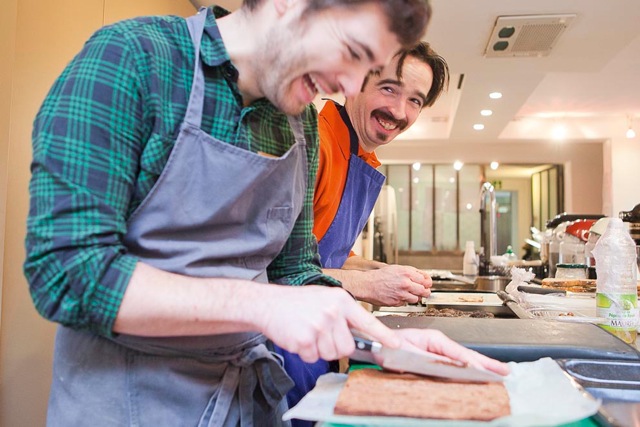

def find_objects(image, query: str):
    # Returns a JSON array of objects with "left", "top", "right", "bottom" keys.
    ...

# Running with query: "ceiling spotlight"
[
  {"left": 498, "top": 26, "right": 515, "bottom": 38},
  {"left": 412, "top": 162, "right": 421, "bottom": 171},
  {"left": 552, "top": 125, "right": 567, "bottom": 140},
  {"left": 490, "top": 161, "right": 499, "bottom": 170},
  {"left": 626, "top": 127, "right": 636, "bottom": 139},
  {"left": 473, "top": 123, "right": 485, "bottom": 130},
  {"left": 489, "top": 92, "right": 502, "bottom": 99},
  {"left": 466, "top": 203, "right": 473, "bottom": 210},
  {"left": 412, "top": 177, "right": 420, "bottom": 184},
  {"left": 481, "top": 109, "right": 493, "bottom": 116},
  {"left": 453, "top": 160, "right": 464, "bottom": 171}
]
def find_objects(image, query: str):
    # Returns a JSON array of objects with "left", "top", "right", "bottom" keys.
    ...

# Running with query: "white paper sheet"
[{"left": 283, "top": 357, "right": 600, "bottom": 427}]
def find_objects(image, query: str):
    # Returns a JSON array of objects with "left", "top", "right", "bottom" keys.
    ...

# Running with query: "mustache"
[{"left": 372, "top": 109, "right": 408, "bottom": 131}]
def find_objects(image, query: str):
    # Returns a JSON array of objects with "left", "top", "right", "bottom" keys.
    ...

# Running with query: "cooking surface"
[{"left": 378, "top": 317, "right": 640, "bottom": 363}]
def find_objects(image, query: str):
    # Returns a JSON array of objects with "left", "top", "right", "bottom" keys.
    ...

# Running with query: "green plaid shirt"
[{"left": 25, "top": 7, "right": 339, "bottom": 337}]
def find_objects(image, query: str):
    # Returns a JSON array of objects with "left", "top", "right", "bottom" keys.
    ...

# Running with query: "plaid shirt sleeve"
[
  {"left": 267, "top": 106, "right": 341, "bottom": 288},
  {"left": 25, "top": 26, "right": 145, "bottom": 336}
]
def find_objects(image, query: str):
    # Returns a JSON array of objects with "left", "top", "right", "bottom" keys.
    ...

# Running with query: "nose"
[
  {"left": 388, "top": 97, "right": 407, "bottom": 121},
  {"left": 338, "top": 67, "right": 370, "bottom": 97}
]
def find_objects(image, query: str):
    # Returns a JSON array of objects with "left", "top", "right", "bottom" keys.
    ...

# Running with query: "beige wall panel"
[
  {"left": 104, "top": 0, "right": 195, "bottom": 24},
  {"left": 0, "top": 0, "right": 18, "bottom": 313},
  {"left": 1, "top": 1, "right": 193, "bottom": 426},
  {"left": 2, "top": 1, "right": 104, "bottom": 424}
]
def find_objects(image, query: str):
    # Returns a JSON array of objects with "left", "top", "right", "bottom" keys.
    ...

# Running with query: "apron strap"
[
  {"left": 336, "top": 102, "right": 360, "bottom": 156},
  {"left": 198, "top": 343, "right": 294, "bottom": 426},
  {"left": 184, "top": 7, "right": 209, "bottom": 128}
]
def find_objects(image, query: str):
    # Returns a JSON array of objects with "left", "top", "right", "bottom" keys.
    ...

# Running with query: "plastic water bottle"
[
  {"left": 592, "top": 218, "right": 638, "bottom": 344},
  {"left": 463, "top": 241, "right": 478, "bottom": 278}
]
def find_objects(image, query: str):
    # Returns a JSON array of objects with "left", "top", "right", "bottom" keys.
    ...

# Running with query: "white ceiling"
[{"left": 213, "top": 0, "right": 640, "bottom": 145}]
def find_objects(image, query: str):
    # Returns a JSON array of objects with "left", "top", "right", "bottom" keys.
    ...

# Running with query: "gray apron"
[{"left": 47, "top": 9, "right": 306, "bottom": 427}]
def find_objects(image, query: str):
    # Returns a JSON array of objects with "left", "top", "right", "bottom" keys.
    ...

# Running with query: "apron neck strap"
[
  {"left": 336, "top": 102, "right": 360, "bottom": 156},
  {"left": 184, "top": 8, "right": 210, "bottom": 128}
]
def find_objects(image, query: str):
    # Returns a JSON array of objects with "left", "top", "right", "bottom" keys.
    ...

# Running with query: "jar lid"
[{"left": 556, "top": 263, "right": 587, "bottom": 269}]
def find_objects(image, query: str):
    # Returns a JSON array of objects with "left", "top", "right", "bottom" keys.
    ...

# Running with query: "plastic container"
[
  {"left": 555, "top": 263, "right": 587, "bottom": 279},
  {"left": 462, "top": 241, "right": 478, "bottom": 278},
  {"left": 592, "top": 218, "right": 638, "bottom": 344},
  {"left": 504, "top": 245, "right": 518, "bottom": 262}
]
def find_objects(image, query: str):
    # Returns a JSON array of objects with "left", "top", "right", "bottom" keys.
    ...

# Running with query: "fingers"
[
  {"left": 346, "top": 304, "right": 401, "bottom": 349},
  {"left": 394, "top": 328, "right": 510, "bottom": 376}
]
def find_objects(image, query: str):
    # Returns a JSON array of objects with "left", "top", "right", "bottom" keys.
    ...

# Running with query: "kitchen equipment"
[
  {"left": 378, "top": 317, "right": 640, "bottom": 362},
  {"left": 475, "top": 275, "right": 510, "bottom": 292},
  {"left": 350, "top": 335, "right": 504, "bottom": 382},
  {"left": 558, "top": 359, "right": 640, "bottom": 427},
  {"left": 377, "top": 291, "right": 517, "bottom": 318},
  {"left": 496, "top": 290, "right": 534, "bottom": 319}
]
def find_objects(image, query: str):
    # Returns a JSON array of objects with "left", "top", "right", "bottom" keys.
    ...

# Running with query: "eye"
[
  {"left": 381, "top": 86, "right": 395, "bottom": 94},
  {"left": 347, "top": 46, "right": 361, "bottom": 61},
  {"left": 410, "top": 97, "right": 423, "bottom": 108}
]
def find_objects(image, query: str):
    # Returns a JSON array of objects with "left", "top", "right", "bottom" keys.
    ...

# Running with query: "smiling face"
[
  {"left": 345, "top": 53, "right": 434, "bottom": 153},
  {"left": 254, "top": 1, "right": 401, "bottom": 115}
]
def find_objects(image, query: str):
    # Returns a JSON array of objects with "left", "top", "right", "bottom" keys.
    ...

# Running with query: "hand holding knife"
[{"left": 350, "top": 330, "right": 505, "bottom": 383}]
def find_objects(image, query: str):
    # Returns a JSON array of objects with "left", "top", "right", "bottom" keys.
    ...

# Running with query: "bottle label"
[{"left": 596, "top": 292, "right": 639, "bottom": 331}]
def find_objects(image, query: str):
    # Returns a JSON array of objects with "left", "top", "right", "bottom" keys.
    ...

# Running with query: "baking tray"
[
  {"left": 377, "top": 292, "right": 517, "bottom": 318},
  {"left": 557, "top": 359, "right": 640, "bottom": 427}
]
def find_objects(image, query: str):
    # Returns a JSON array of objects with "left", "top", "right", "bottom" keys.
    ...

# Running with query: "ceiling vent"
[{"left": 484, "top": 14, "right": 576, "bottom": 58}]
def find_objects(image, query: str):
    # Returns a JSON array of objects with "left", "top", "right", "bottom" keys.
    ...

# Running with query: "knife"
[{"left": 350, "top": 335, "right": 504, "bottom": 383}]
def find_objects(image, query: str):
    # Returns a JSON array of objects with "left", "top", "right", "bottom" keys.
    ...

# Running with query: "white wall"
[{"left": 608, "top": 137, "right": 640, "bottom": 216}]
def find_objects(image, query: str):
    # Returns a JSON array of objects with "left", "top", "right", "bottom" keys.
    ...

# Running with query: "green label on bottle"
[{"left": 596, "top": 293, "right": 639, "bottom": 331}]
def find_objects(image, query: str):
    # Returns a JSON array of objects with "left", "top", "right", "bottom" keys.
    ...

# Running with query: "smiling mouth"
[
  {"left": 303, "top": 74, "right": 324, "bottom": 98},
  {"left": 376, "top": 116, "right": 398, "bottom": 131}
]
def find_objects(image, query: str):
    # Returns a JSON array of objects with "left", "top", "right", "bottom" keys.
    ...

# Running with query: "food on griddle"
[
  {"left": 407, "top": 307, "right": 494, "bottom": 318},
  {"left": 334, "top": 369, "right": 510, "bottom": 421},
  {"left": 458, "top": 296, "right": 484, "bottom": 303},
  {"left": 541, "top": 278, "right": 597, "bottom": 293}
]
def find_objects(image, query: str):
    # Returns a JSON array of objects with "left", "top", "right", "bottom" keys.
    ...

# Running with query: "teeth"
[
  {"left": 309, "top": 75, "right": 326, "bottom": 95},
  {"left": 378, "top": 117, "right": 397, "bottom": 130}
]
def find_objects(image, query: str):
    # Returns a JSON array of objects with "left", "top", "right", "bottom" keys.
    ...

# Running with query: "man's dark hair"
[
  {"left": 242, "top": 0, "right": 432, "bottom": 48},
  {"left": 395, "top": 41, "right": 449, "bottom": 107},
  {"left": 361, "top": 41, "right": 448, "bottom": 107}
]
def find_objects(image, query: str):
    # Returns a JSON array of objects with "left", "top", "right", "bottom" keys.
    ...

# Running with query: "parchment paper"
[{"left": 283, "top": 357, "right": 600, "bottom": 427}]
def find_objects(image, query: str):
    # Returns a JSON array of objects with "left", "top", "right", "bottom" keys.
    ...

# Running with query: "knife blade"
[{"left": 351, "top": 336, "right": 504, "bottom": 383}]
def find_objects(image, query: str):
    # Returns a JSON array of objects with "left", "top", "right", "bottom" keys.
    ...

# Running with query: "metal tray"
[{"left": 557, "top": 359, "right": 640, "bottom": 427}]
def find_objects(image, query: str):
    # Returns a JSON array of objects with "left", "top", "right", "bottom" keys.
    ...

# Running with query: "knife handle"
[{"left": 353, "top": 336, "right": 382, "bottom": 353}]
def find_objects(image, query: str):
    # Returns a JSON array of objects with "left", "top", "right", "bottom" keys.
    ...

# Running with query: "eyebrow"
[
  {"left": 377, "top": 78, "right": 429, "bottom": 105},
  {"left": 347, "top": 37, "right": 375, "bottom": 63}
]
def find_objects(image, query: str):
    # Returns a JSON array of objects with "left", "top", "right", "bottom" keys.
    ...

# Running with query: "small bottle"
[
  {"left": 463, "top": 241, "right": 478, "bottom": 277},
  {"left": 504, "top": 245, "right": 518, "bottom": 262},
  {"left": 592, "top": 218, "right": 638, "bottom": 344}
]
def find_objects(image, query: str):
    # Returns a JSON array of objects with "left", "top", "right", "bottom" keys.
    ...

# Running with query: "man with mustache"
[
  {"left": 314, "top": 42, "right": 450, "bottom": 306},
  {"left": 275, "top": 43, "right": 451, "bottom": 425}
]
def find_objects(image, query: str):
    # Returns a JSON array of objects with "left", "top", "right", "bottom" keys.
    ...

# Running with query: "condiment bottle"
[
  {"left": 592, "top": 218, "right": 638, "bottom": 344},
  {"left": 463, "top": 241, "right": 478, "bottom": 278}
]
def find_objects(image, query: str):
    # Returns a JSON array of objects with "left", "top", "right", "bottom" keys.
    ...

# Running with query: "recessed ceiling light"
[
  {"left": 453, "top": 160, "right": 464, "bottom": 171},
  {"left": 412, "top": 162, "right": 421, "bottom": 171},
  {"left": 626, "top": 128, "right": 636, "bottom": 139},
  {"left": 489, "top": 92, "right": 502, "bottom": 99},
  {"left": 473, "top": 123, "right": 485, "bottom": 130},
  {"left": 481, "top": 109, "right": 493, "bottom": 116},
  {"left": 490, "top": 161, "right": 499, "bottom": 170},
  {"left": 552, "top": 125, "right": 567, "bottom": 140}
]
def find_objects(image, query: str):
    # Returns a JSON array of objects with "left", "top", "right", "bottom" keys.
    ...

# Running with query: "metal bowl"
[{"left": 475, "top": 275, "right": 510, "bottom": 292}]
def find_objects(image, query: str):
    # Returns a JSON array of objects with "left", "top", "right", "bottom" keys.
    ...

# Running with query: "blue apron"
[
  {"left": 317, "top": 103, "right": 386, "bottom": 268},
  {"left": 276, "top": 103, "right": 385, "bottom": 427},
  {"left": 46, "top": 9, "right": 307, "bottom": 427}
]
